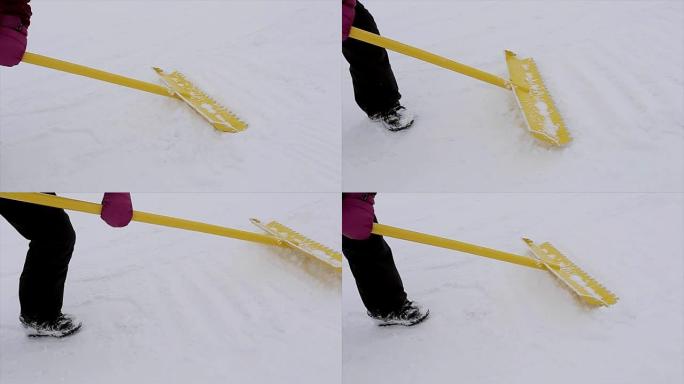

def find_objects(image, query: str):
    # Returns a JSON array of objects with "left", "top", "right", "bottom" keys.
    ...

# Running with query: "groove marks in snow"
[
  {"left": 0, "top": 194, "right": 341, "bottom": 383},
  {"left": 0, "top": 1, "right": 340, "bottom": 191},
  {"left": 342, "top": 1, "right": 684, "bottom": 192}
]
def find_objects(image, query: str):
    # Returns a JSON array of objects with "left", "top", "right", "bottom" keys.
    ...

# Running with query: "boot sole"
[
  {"left": 377, "top": 309, "right": 430, "bottom": 327},
  {"left": 386, "top": 119, "right": 415, "bottom": 132},
  {"left": 369, "top": 115, "right": 415, "bottom": 132},
  {"left": 25, "top": 322, "right": 83, "bottom": 338}
]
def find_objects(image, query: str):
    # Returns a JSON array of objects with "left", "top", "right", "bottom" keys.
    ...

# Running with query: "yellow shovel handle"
[
  {"left": 21, "top": 52, "right": 177, "bottom": 98},
  {"left": 371, "top": 223, "right": 545, "bottom": 270},
  {"left": 0, "top": 193, "right": 283, "bottom": 247},
  {"left": 349, "top": 27, "right": 512, "bottom": 90}
]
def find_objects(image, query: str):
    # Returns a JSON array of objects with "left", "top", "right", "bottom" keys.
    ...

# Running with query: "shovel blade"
[
  {"left": 523, "top": 238, "right": 618, "bottom": 307},
  {"left": 154, "top": 68, "right": 247, "bottom": 133},
  {"left": 505, "top": 51, "right": 571, "bottom": 147},
  {"left": 250, "top": 219, "right": 342, "bottom": 271}
]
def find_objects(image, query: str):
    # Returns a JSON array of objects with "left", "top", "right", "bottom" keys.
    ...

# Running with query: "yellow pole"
[
  {"left": 372, "top": 223, "right": 545, "bottom": 270},
  {"left": 21, "top": 52, "right": 178, "bottom": 98},
  {"left": 0, "top": 193, "right": 283, "bottom": 247},
  {"left": 348, "top": 27, "right": 527, "bottom": 91}
]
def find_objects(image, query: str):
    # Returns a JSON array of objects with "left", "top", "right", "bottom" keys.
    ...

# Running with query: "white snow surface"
[
  {"left": 1, "top": 193, "right": 340, "bottom": 384},
  {"left": 343, "top": 193, "right": 683, "bottom": 384},
  {"left": 343, "top": 1, "right": 684, "bottom": 192},
  {"left": 0, "top": 1, "right": 340, "bottom": 191}
]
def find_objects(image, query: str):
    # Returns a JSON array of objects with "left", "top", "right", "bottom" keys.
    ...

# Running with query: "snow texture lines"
[
  {"left": 1, "top": 194, "right": 340, "bottom": 384},
  {"left": 342, "top": 1, "right": 684, "bottom": 192},
  {"left": 0, "top": 1, "right": 340, "bottom": 191},
  {"left": 343, "top": 194, "right": 683, "bottom": 384}
]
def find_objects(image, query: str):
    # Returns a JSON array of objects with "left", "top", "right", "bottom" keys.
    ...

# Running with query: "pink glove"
[
  {"left": 342, "top": 193, "right": 375, "bottom": 240},
  {"left": 342, "top": 0, "right": 357, "bottom": 40},
  {"left": 100, "top": 193, "right": 133, "bottom": 228},
  {"left": 0, "top": 16, "right": 27, "bottom": 67}
]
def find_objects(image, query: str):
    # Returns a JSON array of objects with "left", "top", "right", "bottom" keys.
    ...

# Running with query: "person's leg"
[
  {"left": 342, "top": 1, "right": 401, "bottom": 117},
  {"left": 0, "top": 196, "right": 75, "bottom": 321},
  {"left": 343, "top": 231, "right": 407, "bottom": 316}
]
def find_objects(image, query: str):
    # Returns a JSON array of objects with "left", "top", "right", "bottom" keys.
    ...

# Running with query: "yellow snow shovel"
[
  {"left": 348, "top": 27, "right": 571, "bottom": 146},
  {"left": 371, "top": 223, "right": 617, "bottom": 306},
  {"left": 0, "top": 193, "right": 340, "bottom": 272},
  {"left": 250, "top": 219, "right": 342, "bottom": 270},
  {"left": 20, "top": 52, "right": 247, "bottom": 133}
]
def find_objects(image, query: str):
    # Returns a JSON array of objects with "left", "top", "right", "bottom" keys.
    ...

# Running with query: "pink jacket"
[
  {"left": 342, "top": 0, "right": 356, "bottom": 40},
  {"left": 342, "top": 193, "right": 375, "bottom": 240},
  {"left": 0, "top": 0, "right": 32, "bottom": 27}
]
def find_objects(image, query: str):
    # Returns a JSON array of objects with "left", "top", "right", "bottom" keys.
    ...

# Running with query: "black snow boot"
[
  {"left": 20, "top": 313, "right": 82, "bottom": 338},
  {"left": 370, "top": 104, "right": 415, "bottom": 131},
  {"left": 368, "top": 300, "right": 429, "bottom": 327}
]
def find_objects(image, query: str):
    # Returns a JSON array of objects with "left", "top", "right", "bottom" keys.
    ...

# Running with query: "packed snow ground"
[
  {"left": 1, "top": 193, "right": 340, "bottom": 384},
  {"left": 0, "top": 1, "right": 340, "bottom": 191},
  {"left": 343, "top": 1, "right": 684, "bottom": 192},
  {"left": 343, "top": 193, "right": 683, "bottom": 384}
]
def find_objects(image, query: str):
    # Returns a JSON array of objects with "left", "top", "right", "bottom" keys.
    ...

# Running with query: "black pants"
[
  {"left": 343, "top": 231, "right": 406, "bottom": 316},
  {"left": 342, "top": 1, "right": 401, "bottom": 117},
  {"left": 0, "top": 196, "right": 75, "bottom": 321}
]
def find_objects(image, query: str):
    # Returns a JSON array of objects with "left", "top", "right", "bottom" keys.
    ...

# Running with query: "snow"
[
  {"left": 343, "top": 193, "right": 683, "bottom": 384},
  {"left": 343, "top": 1, "right": 684, "bottom": 192},
  {"left": 1, "top": 193, "right": 341, "bottom": 383},
  {"left": 0, "top": 1, "right": 340, "bottom": 191}
]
